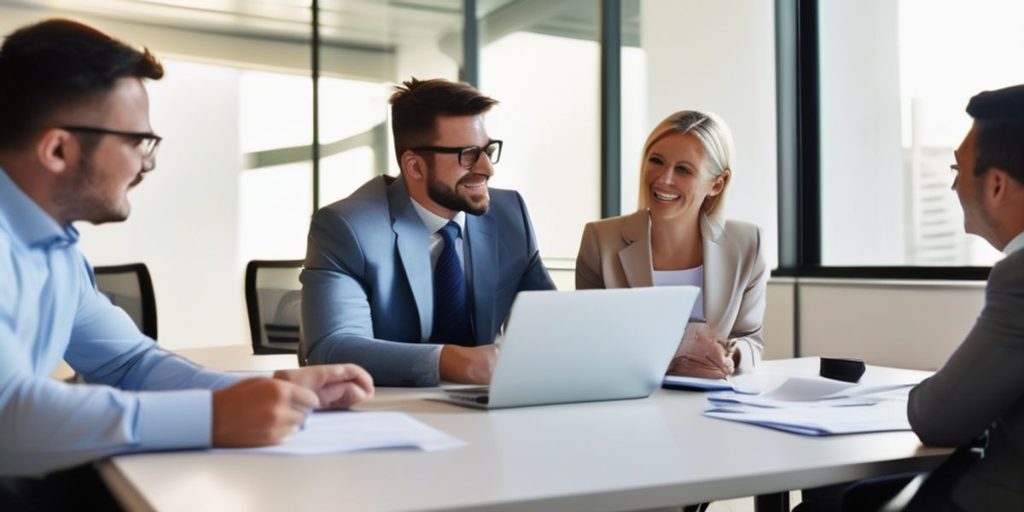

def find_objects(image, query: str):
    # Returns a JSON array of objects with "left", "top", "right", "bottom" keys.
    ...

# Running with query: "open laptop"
[{"left": 443, "top": 286, "right": 699, "bottom": 409}]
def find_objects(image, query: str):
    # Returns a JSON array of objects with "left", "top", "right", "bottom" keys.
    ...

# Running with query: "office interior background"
[{"left": 2, "top": 0, "right": 1022, "bottom": 370}]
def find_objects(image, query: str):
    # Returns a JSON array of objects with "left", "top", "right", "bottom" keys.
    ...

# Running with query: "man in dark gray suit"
[
  {"left": 907, "top": 84, "right": 1024, "bottom": 510},
  {"left": 300, "top": 78, "right": 555, "bottom": 387}
]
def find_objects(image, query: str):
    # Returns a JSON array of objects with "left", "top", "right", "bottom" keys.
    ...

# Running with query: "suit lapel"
[
  {"left": 388, "top": 178, "right": 432, "bottom": 341},
  {"left": 700, "top": 213, "right": 731, "bottom": 330},
  {"left": 467, "top": 213, "right": 497, "bottom": 345},
  {"left": 618, "top": 210, "right": 653, "bottom": 288}
]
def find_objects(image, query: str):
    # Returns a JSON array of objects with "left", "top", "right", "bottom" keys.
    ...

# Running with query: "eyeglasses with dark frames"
[
  {"left": 60, "top": 125, "right": 163, "bottom": 161},
  {"left": 411, "top": 140, "right": 503, "bottom": 169}
]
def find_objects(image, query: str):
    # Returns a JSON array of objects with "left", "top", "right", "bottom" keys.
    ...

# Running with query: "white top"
[
  {"left": 99, "top": 357, "right": 950, "bottom": 512},
  {"left": 653, "top": 266, "right": 705, "bottom": 321}
]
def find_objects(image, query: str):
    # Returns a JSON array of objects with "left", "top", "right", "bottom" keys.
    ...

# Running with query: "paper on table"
[
  {"left": 707, "top": 392, "right": 877, "bottom": 409},
  {"left": 706, "top": 377, "right": 916, "bottom": 409},
  {"left": 760, "top": 376, "right": 855, "bottom": 401},
  {"left": 213, "top": 411, "right": 466, "bottom": 455},
  {"left": 704, "top": 400, "right": 912, "bottom": 436}
]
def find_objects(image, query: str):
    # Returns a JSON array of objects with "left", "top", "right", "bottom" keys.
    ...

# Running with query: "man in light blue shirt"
[{"left": 0, "top": 18, "right": 374, "bottom": 507}]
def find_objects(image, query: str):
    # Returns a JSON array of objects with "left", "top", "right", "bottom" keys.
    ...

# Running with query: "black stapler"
[{"left": 819, "top": 357, "right": 866, "bottom": 383}]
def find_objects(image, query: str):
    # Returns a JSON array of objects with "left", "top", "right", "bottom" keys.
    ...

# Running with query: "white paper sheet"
[
  {"left": 704, "top": 400, "right": 912, "bottom": 436},
  {"left": 707, "top": 391, "right": 878, "bottom": 409},
  {"left": 213, "top": 411, "right": 466, "bottom": 455}
]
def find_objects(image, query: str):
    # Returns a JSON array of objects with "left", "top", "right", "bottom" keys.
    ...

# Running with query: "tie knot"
[{"left": 439, "top": 221, "right": 461, "bottom": 242}]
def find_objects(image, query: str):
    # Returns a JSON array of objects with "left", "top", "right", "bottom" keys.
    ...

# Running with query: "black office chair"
[
  {"left": 245, "top": 259, "right": 304, "bottom": 355},
  {"left": 94, "top": 263, "right": 158, "bottom": 340}
]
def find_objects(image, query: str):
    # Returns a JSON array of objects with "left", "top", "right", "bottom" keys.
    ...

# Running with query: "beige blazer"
[{"left": 575, "top": 210, "right": 768, "bottom": 371}]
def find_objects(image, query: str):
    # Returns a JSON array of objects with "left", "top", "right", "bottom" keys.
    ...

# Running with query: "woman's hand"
[{"left": 667, "top": 326, "right": 735, "bottom": 379}]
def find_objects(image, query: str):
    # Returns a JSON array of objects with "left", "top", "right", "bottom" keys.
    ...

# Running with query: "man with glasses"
[
  {"left": 0, "top": 19, "right": 374, "bottom": 509},
  {"left": 301, "top": 77, "right": 555, "bottom": 386}
]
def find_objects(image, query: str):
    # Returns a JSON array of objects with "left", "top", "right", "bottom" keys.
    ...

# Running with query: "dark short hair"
[
  {"left": 0, "top": 18, "right": 164, "bottom": 150},
  {"left": 389, "top": 77, "right": 497, "bottom": 166},
  {"left": 966, "top": 84, "right": 1024, "bottom": 184}
]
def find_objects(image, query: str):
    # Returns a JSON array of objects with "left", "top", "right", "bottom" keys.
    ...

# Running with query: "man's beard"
[
  {"left": 53, "top": 153, "right": 129, "bottom": 225},
  {"left": 426, "top": 167, "right": 489, "bottom": 216}
]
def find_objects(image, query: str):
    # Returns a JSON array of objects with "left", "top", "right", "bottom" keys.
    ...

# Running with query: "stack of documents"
[
  {"left": 662, "top": 374, "right": 762, "bottom": 394},
  {"left": 703, "top": 376, "right": 919, "bottom": 436},
  {"left": 216, "top": 411, "right": 466, "bottom": 455}
]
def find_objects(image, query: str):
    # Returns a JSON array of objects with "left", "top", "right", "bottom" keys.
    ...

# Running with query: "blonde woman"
[{"left": 575, "top": 110, "right": 767, "bottom": 378}]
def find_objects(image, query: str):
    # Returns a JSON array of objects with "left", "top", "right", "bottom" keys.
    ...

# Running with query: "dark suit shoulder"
[{"left": 989, "top": 248, "right": 1024, "bottom": 285}]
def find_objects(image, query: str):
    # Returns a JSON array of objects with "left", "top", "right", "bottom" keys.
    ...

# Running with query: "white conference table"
[{"left": 99, "top": 349, "right": 950, "bottom": 512}]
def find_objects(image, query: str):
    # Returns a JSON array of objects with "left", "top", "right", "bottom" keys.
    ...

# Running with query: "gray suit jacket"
[
  {"left": 300, "top": 175, "right": 555, "bottom": 386},
  {"left": 908, "top": 248, "right": 1024, "bottom": 510}
]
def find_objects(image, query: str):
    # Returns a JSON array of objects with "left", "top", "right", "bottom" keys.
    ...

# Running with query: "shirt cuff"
[
  {"left": 413, "top": 345, "right": 443, "bottom": 386},
  {"left": 134, "top": 389, "right": 212, "bottom": 450}
]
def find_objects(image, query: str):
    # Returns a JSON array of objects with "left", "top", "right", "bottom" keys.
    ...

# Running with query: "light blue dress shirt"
[{"left": 0, "top": 168, "right": 240, "bottom": 477}]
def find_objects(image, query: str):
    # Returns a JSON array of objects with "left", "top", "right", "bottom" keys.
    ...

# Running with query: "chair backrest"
[
  {"left": 245, "top": 259, "right": 304, "bottom": 354},
  {"left": 94, "top": 263, "right": 158, "bottom": 340}
]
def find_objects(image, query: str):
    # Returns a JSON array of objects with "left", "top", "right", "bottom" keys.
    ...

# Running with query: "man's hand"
[
  {"left": 212, "top": 378, "right": 320, "bottom": 448},
  {"left": 439, "top": 344, "right": 498, "bottom": 384},
  {"left": 668, "top": 326, "right": 735, "bottom": 379},
  {"left": 273, "top": 364, "right": 375, "bottom": 409}
]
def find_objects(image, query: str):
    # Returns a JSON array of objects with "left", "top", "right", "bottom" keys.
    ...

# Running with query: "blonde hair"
[{"left": 636, "top": 110, "right": 734, "bottom": 224}]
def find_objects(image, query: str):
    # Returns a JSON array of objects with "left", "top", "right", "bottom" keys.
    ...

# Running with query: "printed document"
[{"left": 214, "top": 411, "right": 466, "bottom": 455}]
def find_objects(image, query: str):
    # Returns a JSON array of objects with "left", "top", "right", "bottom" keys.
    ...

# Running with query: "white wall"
[
  {"left": 763, "top": 280, "right": 796, "bottom": 360},
  {"left": 639, "top": 0, "right": 778, "bottom": 268},
  {"left": 798, "top": 280, "right": 983, "bottom": 371},
  {"left": 762, "top": 278, "right": 985, "bottom": 371},
  {"left": 481, "top": 32, "right": 602, "bottom": 260}
]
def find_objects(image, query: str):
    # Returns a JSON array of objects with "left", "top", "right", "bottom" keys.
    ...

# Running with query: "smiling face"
[
  {"left": 642, "top": 131, "right": 725, "bottom": 223},
  {"left": 56, "top": 77, "right": 157, "bottom": 224},
  {"left": 411, "top": 114, "right": 495, "bottom": 217}
]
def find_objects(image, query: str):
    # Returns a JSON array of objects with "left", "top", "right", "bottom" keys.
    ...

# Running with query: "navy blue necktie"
[{"left": 430, "top": 221, "right": 473, "bottom": 345}]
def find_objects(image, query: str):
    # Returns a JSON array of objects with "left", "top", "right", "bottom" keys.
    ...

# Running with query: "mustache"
[{"left": 457, "top": 173, "right": 489, "bottom": 186}]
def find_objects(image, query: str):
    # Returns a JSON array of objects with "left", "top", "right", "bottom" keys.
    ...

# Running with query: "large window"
[{"left": 818, "top": 0, "right": 1024, "bottom": 267}]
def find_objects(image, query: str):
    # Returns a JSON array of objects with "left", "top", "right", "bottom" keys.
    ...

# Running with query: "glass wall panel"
[
  {"left": 622, "top": 0, "right": 779, "bottom": 269},
  {"left": 819, "top": 0, "right": 1024, "bottom": 266}
]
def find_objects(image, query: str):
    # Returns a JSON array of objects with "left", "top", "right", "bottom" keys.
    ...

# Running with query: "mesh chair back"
[
  {"left": 94, "top": 263, "right": 158, "bottom": 340},
  {"left": 245, "top": 260, "right": 304, "bottom": 354}
]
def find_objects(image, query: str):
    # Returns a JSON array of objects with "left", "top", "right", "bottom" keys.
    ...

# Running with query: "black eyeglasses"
[
  {"left": 60, "top": 125, "right": 163, "bottom": 160},
  {"left": 411, "top": 140, "right": 503, "bottom": 169}
]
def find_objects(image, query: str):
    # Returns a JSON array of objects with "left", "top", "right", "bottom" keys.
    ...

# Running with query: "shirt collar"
[
  {"left": 409, "top": 196, "right": 466, "bottom": 237},
  {"left": 0, "top": 167, "right": 79, "bottom": 248},
  {"left": 1003, "top": 229, "right": 1024, "bottom": 256}
]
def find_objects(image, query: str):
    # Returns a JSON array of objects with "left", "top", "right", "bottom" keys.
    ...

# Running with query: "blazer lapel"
[
  {"left": 466, "top": 213, "right": 497, "bottom": 345},
  {"left": 618, "top": 210, "right": 653, "bottom": 288},
  {"left": 700, "top": 212, "right": 731, "bottom": 331},
  {"left": 388, "top": 178, "right": 432, "bottom": 341}
]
